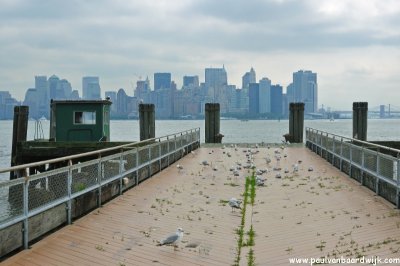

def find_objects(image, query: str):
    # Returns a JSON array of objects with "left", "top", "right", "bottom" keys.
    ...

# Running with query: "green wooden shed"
[{"left": 49, "top": 100, "right": 111, "bottom": 142}]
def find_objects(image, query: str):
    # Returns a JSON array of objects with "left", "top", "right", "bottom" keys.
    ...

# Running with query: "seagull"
[
  {"left": 308, "top": 166, "right": 314, "bottom": 172},
  {"left": 157, "top": 228, "right": 184, "bottom": 249},
  {"left": 256, "top": 178, "right": 265, "bottom": 186},
  {"left": 293, "top": 164, "right": 299, "bottom": 173},
  {"left": 284, "top": 168, "right": 289, "bottom": 174},
  {"left": 201, "top": 160, "right": 209, "bottom": 166},
  {"left": 176, "top": 164, "right": 183, "bottom": 172},
  {"left": 229, "top": 198, "right": 242, "bottom": 212},
  {"left": 256, "top": 175, "right": 265, "bottom": 186}
]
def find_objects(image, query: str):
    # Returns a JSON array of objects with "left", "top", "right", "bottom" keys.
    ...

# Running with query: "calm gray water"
[{"left": 1, "top": 118, "right": 400, "bottom": 179}]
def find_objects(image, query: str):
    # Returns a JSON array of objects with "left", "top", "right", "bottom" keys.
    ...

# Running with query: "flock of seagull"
[{"left": 158, "top": 143, "right": 314, "bottom": 249}]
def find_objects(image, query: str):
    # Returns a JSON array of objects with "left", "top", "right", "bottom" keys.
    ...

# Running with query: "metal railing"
[
  {"left": 306, "top": 127, "right": 400, "bottom": 208},
  {"left": 0, "top": 128, "right": 200, "bottom": 250}
]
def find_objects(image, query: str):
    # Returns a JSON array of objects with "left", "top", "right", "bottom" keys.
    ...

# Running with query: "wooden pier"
[{"left": 3, "top": 146, "right": 400, "bottom": 265}]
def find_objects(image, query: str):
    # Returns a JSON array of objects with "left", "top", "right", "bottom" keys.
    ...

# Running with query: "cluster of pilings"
[{"left": 10, "top": 101, "right": 370, "bottom": 179}]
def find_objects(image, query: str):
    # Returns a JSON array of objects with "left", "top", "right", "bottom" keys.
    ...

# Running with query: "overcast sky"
[{"left": 1, "top": 0, "right": 399, "bottom": 110}]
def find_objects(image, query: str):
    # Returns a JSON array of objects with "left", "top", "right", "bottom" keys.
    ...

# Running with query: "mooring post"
[
  {"left": 289, "top": 103, "right": 304, "bottom": 143},
  {"left": 352, "top": 102, "right": 368, "bottom": 141},
  {"left": 10, "top": 106, "right": 29, "bottom": 179},
  {"left": 139, "top": 104, "right": 155, "bottom": 141},
  {"left": 205, "top": 103, "right": 222, "bottom": 143}
]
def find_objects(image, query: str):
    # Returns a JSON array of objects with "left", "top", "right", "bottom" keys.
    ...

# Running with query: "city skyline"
[
  {"left": 0, "top": 68, "right": 318, "bottom": 120},
  {"left": 0, "top": 1, "right": 399, "bottom": 109}
]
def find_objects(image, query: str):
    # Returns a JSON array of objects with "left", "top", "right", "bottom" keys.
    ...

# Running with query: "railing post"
[
  {"left": 396, "top": 154, "right": 400, "bottom": 209},
  {"left": 332, "top": 136, "right": 336, "bottom": 166},
  {"left": 174, "top": 134, "right": 177, "bottom": 163},
  {"left": 190, "top": 129, "right": 193, "bottom": 152},
  {"left": 319, "top": 131, "right": 323, "bottom": 158},
  {"left": 376, "top": 152, "right": 380, "bottom": 195},
  {"left": 97, "top": 155, "right": 102, "bottom": 207},
  {"left": 180, "top": 133, "right": 183, "bottom": 155},
  {"left": 119, "top": 150, "right": 123, "bottom": 195},
  {"left": 67, "top": 160, "right": 72, "bottom": 225},
  {"left": 148, "top": 145, "right": 151, "bottom": 179},
  {"left": 167, "top": 136, "right": 170, "bottom": 167},
  {"left": 23, "top": 177, "right": 29, "bottom": 249},
  {"left": 361, "top": 147, "right": 365, "bottom": 186},
  {"left": 349, "top": 143, "right": 353, "bottom": 178},
  {"left": 135, "top": 147, "right": 139, "bottom": 185},
  {"left": 159, "top": 139, "right": 162, "bottom": 172},
  {"left": 340, "top": 138, "right": 343, "bottom": 172}
]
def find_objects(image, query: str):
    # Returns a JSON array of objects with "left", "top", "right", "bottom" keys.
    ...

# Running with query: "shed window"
[{"left": 74, "top": 111, "right": 96, "bottom": 125}]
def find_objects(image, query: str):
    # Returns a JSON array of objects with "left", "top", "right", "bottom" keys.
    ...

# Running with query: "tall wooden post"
[
  {"left": 352, "top": 102, "right": 368, "bottom": 141},
  {"left": 139, "top": 104, "right": 155, "bottom": 141},
  {"left": 10, "top": 106, "right": 29, "bottom": 179},
  {"left": 205, "top": 103, "right": 222, "bottom": 143},
  {"left": 289, "top": 103, "right": 304, "bottom": 143}
]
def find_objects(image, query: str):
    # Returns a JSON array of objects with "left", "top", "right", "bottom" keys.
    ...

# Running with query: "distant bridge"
[{"left": 322, "top": 104, "right": 400, "bottom": 119}]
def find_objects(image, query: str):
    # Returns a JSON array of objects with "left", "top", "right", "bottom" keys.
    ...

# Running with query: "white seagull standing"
[
  {"left": 229, "top": 198, "right": 242, "bottom": 212},
  {"left": 157, "top": 228, "right": 184, "bottom": 249},
  {"left": 176, "top": 164, "right": 183, "bottom": 173}
]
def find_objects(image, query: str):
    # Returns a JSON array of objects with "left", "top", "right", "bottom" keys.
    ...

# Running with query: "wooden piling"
[
  {"left": 10, "top": 106, "right": 29, "bottom": 179},
  {"left": 205, "top": 103, "right": 222, "bottom": 143},
  {"left": 352, "top": 102, "right": 368, "bottom": 141},
  {"left": 289, "top": 102, "right": 304, "bottom": 143},
  {"left": 139, "top": 104, "right": 155, "bottom": 141}
]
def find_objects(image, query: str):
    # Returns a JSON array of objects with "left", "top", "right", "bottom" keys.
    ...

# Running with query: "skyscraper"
[
  {"left": 292, "top": 70, "right": 318, "bottom": 113},
  {"left": 205, "top": 67, "right": 227, "bottom": 91},
  {"left": 82, "top": 76, "right": 101, "bottom": 100},
  {"left": 48, "top": 75, "right": 60, "bottom": 100},
  {"left": 271, "top": 84, "right": 283, "bottom": 116},
  {"left": 183, "top": 75, "right": 199, "bottom": 88},
  {"left": 248, "top": 83, "right": 259, "bottom": 115},
  {"left": 154, "top": 73, "right": 171, "bottom": 91},
  {"left": 242, "top": 67, "right": 256, "bottom": 89},
  {"left": 58, "top": 79, "right": 72, "bottom": 99},
  {"left": 35, "top": 75, "right": 49, "bottom": 117},
  {"left": 259, "top": 77, "right": 271, "bottom": 113}
]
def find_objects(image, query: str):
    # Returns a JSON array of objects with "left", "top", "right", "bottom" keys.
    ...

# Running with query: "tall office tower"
[
  {"left": 58, "top": 79, "right": 72, "bottom": 99},
  {"left": 48, "top": 75, "right": 60, "bottom": 100},
  {"left": 259, "top": 77, "right": 271, "bottom": 113},
  {"left": 242, "top": 67, "right": 256, "bottom": 89},
  {"left": 116, "top": 88, "right": 129, "bottom": 116},
  {"left": 286, "top": 83, "right": 294, "bottom": 103},
  {"left": 271, "top": 84, "right": 283, "bottom": 116},
  {"left": 35, "top": 75, "right": 49, "bottom": 117},
  {"left": 154, "top": 73, "right": 171, "bottom": 91},
  {"left": 282, "top": 93, "right": 288, "bottom": 118},
  {"left": 292, "top": 70, "right": 318, "bottom": 113},
  {"left": 183, "top": 75, "right": 199, "bottom": 88},
  {"left": 205, "top": 66, "right": 228, "bottom": 103},
  {"left": 205, "top": 66, "right": 227, "bottom": 90},
  {"left": 134, "top": 77, "right": 151, "bottom": 102},
  {"left": 82, "top": 76, "right": 101, "bottom": 100},
  {"left": 24, "top": 88, "right": 39, "bottom": 118},
  {"left": 248, "top": 83, "right": 259, "bottom": 115}
]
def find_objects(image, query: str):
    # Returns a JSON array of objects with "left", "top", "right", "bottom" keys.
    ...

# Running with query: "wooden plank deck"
[{"left": 2, "top": 145, "right": 400, "bottom": 265}]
